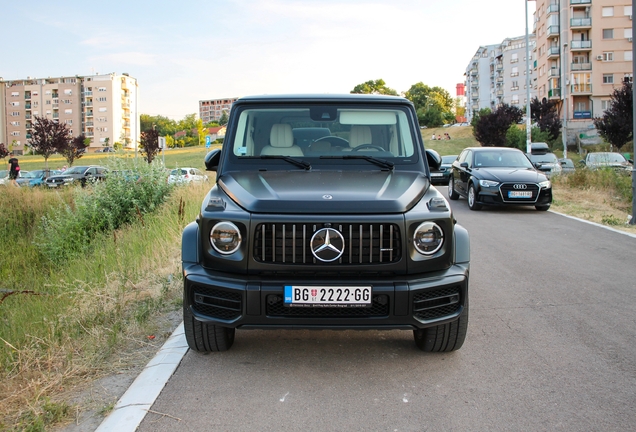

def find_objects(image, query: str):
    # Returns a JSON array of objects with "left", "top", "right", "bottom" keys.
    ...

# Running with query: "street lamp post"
[
  {"left": 525, "top": 0, "right": 532, "bottom": 154},
  {"left": 631, "top": 0, "right": 636, "bottom": 224}
]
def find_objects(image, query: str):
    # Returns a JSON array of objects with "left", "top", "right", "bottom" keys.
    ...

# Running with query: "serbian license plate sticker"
[
  {"left": 431, "top": 173, "right": 443, "bottom": 177},
  {"left": 284, "top": 286, "right": 372, "bottom": 307},
  {"left": 508, "top": 191, "right": 533, "bottom": 198}
]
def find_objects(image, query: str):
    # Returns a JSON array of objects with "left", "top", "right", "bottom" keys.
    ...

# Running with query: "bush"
[{"left": 36, "top": 160, "right": 174, "bottom": 264}]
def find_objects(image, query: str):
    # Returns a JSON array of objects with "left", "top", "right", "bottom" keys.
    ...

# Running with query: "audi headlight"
[
  {"left": 479, "top": 179, "right": 499, "bottom": 188},
  {"left": 413, "top": 222, "right": 444, "bottom": 255},
  {"left": 210, "top": 222, "right": 241, "bottom": 255},
  {"left": 539, "top": 180, "right": 551, "bottom": 189}
]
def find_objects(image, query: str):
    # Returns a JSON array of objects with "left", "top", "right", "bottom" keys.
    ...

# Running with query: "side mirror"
[
  {"left": 460, "top": 162, "right": 469, "bottom": 169},
  {"left": 205, "top": 149, "right": 221, "bottom": 172},
  {"left": 425, "top": 149, "right": 442, "bottom": 171},
  {"left": 534, "top": 163, "right": 542, "bottom": 169}
]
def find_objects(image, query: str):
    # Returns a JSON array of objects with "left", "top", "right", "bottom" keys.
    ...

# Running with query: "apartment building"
[
  {"left": 533, "top": 0, "right": 633, "bottom": 142},
  {"left": 199, "top": 97, "right": 238, "bottom": 123},
  {"left": 1, "top": 73, "right": 139, "bottom": 154},
  {"left": 464, "top": 35, "right": 537, "bottom": 122}
]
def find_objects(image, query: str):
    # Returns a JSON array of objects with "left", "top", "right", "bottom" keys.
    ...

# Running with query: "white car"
[{"left": 167, "top": 167, "right": 208, "bottom": 184}]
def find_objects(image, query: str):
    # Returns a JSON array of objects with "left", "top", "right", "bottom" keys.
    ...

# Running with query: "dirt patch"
[{"left": 54, "top": 309, "right": 183, "bottom": 432}]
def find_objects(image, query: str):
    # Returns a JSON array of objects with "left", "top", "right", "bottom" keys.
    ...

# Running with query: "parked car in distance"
[
  {"left": 580, "top": 152, "right": 633, "bottom": 173},
  {"left": 45, "top": 165, "right": 108, "bottom": 187},
  {"left": 16, "top": 169, "right": 61, "bottom": 187},
  {"left": 167, "top": 167, "right": 208, "bottom": 184},
  {"left": 430, "top": 155, "right": 457, "bottom": 185},
  {"left": 526, "top": 143, "right": 562, "bottom": 177},
  {"left": 559, "top": 158, "right": 576, "bottom": 173},
  {"left": 0, "top": 170, "right": 28, "bottom": 185},
  {"left": 448, "top": 146, "right": 552, "bottom": 211},
  {"left": 95, "top": 147, "right": 115, "bottom": 153}
]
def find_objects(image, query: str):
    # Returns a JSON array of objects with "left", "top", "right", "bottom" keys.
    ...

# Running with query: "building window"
[
  {"left": 11, "top": 121, "right": 20, "bottom": 126},
  {"left": 66, "top": 120, "right": 73, "bottom": 125},
  {"left": 11, "top": 112, "right": 20, "bottom": 116},
  {"left": 98, "top": 107, "right": 107, "bottom": 112},
  {"left": 11, "top": 92, "right": 19, "bottom": 97},
  {"left": 63, "top": 99, "right": 71, "bottom": 104},
  {"left": 603, "top": 74, "right": 614, "bottom": 84},
  {"left": 625, "top": 51, "right": 633, "bottom": 61},
  {"left": 603, "top": 52, "right": 614, "bottom": 61},
  {"left": 65, "top": 109, "right": 73, "bottom": 114},
  {"left": 11, "top": 131, "right": 20, "bottom": 136},
  {"left": 511, "top": 53, "right": 518, "bottom": 63},
  {"left": 603, "top": 29, "right": 614, "bottom": 39},
  {"left": 624, "top": 28, "right": 633, "bottom": 38},
  {"left": 64, "top": 89, "right": 72, "bottom": 95},
  {"left": 601, "top": 100, "right": 609, "bottom": 110},
  {"left": 602, "top": 7, "right": 614, "bottom": 17},
  {"left": 98, "top": 97, "right": 107, "bottom": 102},
  {"left": 98, "top": 87, "right": 107, "bottom": 92},
  {"left": 11, "top": 101, "right": 20, "bottom": 106}
]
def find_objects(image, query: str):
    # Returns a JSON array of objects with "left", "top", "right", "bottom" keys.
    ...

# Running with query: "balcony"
[
  {"left": 570, "top": 40, "right": 592, "bottom": 50},
  {"left": 548, "top": 88, "right": 562, "bottom": 98},
  {"left": 496, "top": 90, "right": 504, "bottom": 96},
  {"left": 570, "top": 0, "right": 591, "bottom": 4},
  {"left": 85, "top": 121, "right": 94, "bottom": 127},
  {"left": 547, "top": 46, "right": 561, "bottom": 58},
  {"left": 549, "top": 68, "right": 561, "bottom": 78},
  {"left": 547, "top": 25, "right": 559, "bottom": 38},
  {"left": 571, "top": 62, "right": 592, "bottom": 71},
  {"left": 496, "top": 63, "right": 503, "bottom": 71},
  {"left": 547, "top": 4, "right": 559, "bottom": 14},
  {"left": 86, "top": 111, "right": 93, "bottom": 117},
  {"left": 471, "top": 93, "right": 479, "bottom": 100},
  {"left": 571, "top": 17, "right": 592, "bottom": 28},
  {"left": 25, "top": 103, "right": 31, "bottom": 109},
  {"left": 470, "top": 68, "right": 478, "bottom": 76},
  {"left": 571, "top": 83, "right": 592, "bottom": 94}
]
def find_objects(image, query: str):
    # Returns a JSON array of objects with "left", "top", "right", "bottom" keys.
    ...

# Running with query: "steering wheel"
[
  {"left": 352, "top": 144, "right": 385, "bottom": 151},
  {"left": 313, "top": 136, "right": 349, "bottom": 146}
]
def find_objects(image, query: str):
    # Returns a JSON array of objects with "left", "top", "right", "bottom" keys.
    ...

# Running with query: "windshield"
[
  {"left": 588, "top": 153, "right": 626, "bottom": 163},
  {"left": 230, "top": 105, "right": 417, "bottom": 161},
  {"left": 441, "top": 155, "right": 457, "bottom": 164},
  {"left": 23, "top": 170, "right": 43, "bottom": 178},
  {"left": 66, "top": 166, "right": 88, "bottom": 174},
  {"left": 528, "top": 153, "right": 558, "bottom": 164},
  {"left": 474, "top": 150, "right": 534, "bottom": 168}
]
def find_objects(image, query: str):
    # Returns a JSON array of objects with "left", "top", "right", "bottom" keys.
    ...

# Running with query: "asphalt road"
[{"left": 139, "top": 187, "right": 636, "bottom": 431}]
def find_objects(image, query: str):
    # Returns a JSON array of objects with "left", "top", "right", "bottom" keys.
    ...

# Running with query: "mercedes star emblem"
[{"left": 310, "top": 228, "right": 345, "bottom": 262}]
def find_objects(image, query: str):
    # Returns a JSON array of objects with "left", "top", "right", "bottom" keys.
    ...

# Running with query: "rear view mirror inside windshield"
[{"left": 310, "top": 107, "right": 337, "bottom": 121}]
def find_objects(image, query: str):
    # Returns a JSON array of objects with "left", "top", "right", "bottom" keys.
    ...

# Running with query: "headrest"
[
  {"left": 349, "top": 126, "right": 372, "bottom": 148},
  {"left": 270, "top": 124, "right": 294, "bottom": 148}
]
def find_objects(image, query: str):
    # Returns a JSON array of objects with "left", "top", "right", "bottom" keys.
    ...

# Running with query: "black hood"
[
  {"left": 219, "top": 170, "right": 429, "bottom": 214},
  {"left": 475, "top": 167, "right": 548, "bottom": 183}
]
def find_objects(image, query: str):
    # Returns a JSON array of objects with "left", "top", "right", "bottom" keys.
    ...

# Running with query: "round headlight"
[
  {"left": 413, "top": 222, "right": 444, "bottom": 255},
  {"left": 210, "top": 222, "right": 241, "bottom": 255}
]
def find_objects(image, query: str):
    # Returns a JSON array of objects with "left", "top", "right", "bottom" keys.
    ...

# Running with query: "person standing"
[{"left": 8, "top": 156, "right": 19, "bottom": 186}]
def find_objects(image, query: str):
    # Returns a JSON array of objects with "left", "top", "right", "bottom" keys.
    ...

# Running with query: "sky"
[{"left": 2, "top": 0, "right": 536, "bottom": 120}]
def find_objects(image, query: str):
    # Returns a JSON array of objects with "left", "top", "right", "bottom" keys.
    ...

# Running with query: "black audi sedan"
[{"left": 448, "top": 147, "right": 552, "bottom": 211}]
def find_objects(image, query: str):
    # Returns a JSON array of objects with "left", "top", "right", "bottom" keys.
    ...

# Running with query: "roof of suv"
[{"left": 234, "top": 94, "right": 412, "bottom": 105}]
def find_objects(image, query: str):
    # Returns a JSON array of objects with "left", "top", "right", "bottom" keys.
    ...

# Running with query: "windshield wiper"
[
  {"left": 320, "top": 155, "right": 395, "bottom": 170},
  {"left": 255, "top": 155, "right": 311, "bottom": 170}
]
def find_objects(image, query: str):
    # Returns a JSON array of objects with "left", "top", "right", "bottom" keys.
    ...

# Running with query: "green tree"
[
  {"left": 218, "top": 111, "right": 229, "bottom": 126},
  {"left": 196, "top": 119, "right": 206, "bottom": 146},
  {"left": 404, "top": 83, "right": 454, "bottom": 127},
  {"left": 350, "top": 79, "right": 398, "bottom": 96},
  {"left": 141, "top": 114, "right": 178, "bottom": 136},
  {"left": 593, "top": 81, "right": 633, "bottom": 151},
  {"left": 473, "top": 104, "right": 524, "bottom": 147},
  {"left": 29, "top": 115, "right": 72, "bottom": 168}
]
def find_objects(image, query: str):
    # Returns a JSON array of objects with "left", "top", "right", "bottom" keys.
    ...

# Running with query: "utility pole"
[
  {"left": 631, "top": 0, "right": 636, "bottom": 224},
  {"left": 561, "top": 0, "right": 568, "bottom": 159},
  {"left": 525, "top": 0, "right": 532, "bottom": 154}
]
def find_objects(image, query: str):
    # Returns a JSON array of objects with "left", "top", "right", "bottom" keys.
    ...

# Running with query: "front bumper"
[
  {"left": 183, "top": 263, "right": 469, "bottom": 330},
  {"left": 476, "top": 184, "right": 552, "bottom": 207}
]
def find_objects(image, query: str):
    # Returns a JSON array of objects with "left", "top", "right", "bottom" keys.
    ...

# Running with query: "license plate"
[
  {"left": 431, "top": 173, "right": 443, "bottom": 177},
  {"left": 508, "top": 191, "right": 533, "bottom": 198},
  {"left": 284, "top": 286, "right": 372, "bottom": 307}
]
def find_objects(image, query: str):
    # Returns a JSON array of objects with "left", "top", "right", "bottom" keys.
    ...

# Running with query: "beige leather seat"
[
  {"left": 348, "top": 125, "right": 373, "bottom": 150},
  {"left": 260, "top": 124, "right": 304, "bottom": 156}
]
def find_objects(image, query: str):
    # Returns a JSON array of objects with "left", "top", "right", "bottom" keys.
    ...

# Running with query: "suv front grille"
[
  {"left": 254, "top": 223, "right": 401, "bottom": 264},
  {"left": 192, "top": 286, "right": 242, "bottom": 320},
  {"left": 413, "top": 286, "right": 461, "bottom": 321},
  {"left": 266, "top": 294, "right": 389, "bottom": 317}
]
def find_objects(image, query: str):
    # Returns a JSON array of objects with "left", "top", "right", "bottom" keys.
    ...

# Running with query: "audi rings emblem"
[
  {"left": 513, "top": 184, "right": 528, "bottom": 190},
  {"left": 310, "top": 228, "right": 345, "bottom": 262}
]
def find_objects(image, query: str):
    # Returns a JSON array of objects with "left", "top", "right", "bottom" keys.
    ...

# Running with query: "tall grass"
[{"left": 0, "top": 161, "right": 209, "bottom": 430}]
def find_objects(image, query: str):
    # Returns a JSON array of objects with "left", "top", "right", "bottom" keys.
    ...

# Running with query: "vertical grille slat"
[{"left": 254, "top": 223, "right": 401, "bottom": 264}]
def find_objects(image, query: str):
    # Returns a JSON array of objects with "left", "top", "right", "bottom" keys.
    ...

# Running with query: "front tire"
[
  {"left": 535, "top": 204, "right": 550, "bottom": 211},
  {"left": 467, "top": 184, "right": 482, "bottom": 210},
  {"left": 414, "top": 297, "right": 469, "bottom": 352},
  {"left": 448, "top": 176, "right": 459, "bottom": 200},
  {"left": 184, "top": 304, "right": 235, "bottom": 352}
]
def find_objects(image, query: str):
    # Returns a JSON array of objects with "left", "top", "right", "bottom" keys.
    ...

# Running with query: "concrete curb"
[
  {"left": 94, "top": 322, "right": 188, "bottom": 432},
  {"left": 549, "top": 210, "right": 636, "bottom": 238}
]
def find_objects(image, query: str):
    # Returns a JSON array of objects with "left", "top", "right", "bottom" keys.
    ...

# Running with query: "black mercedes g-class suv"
[{"left": 182, "top": 94, "right": 470, "bottom": 352}]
